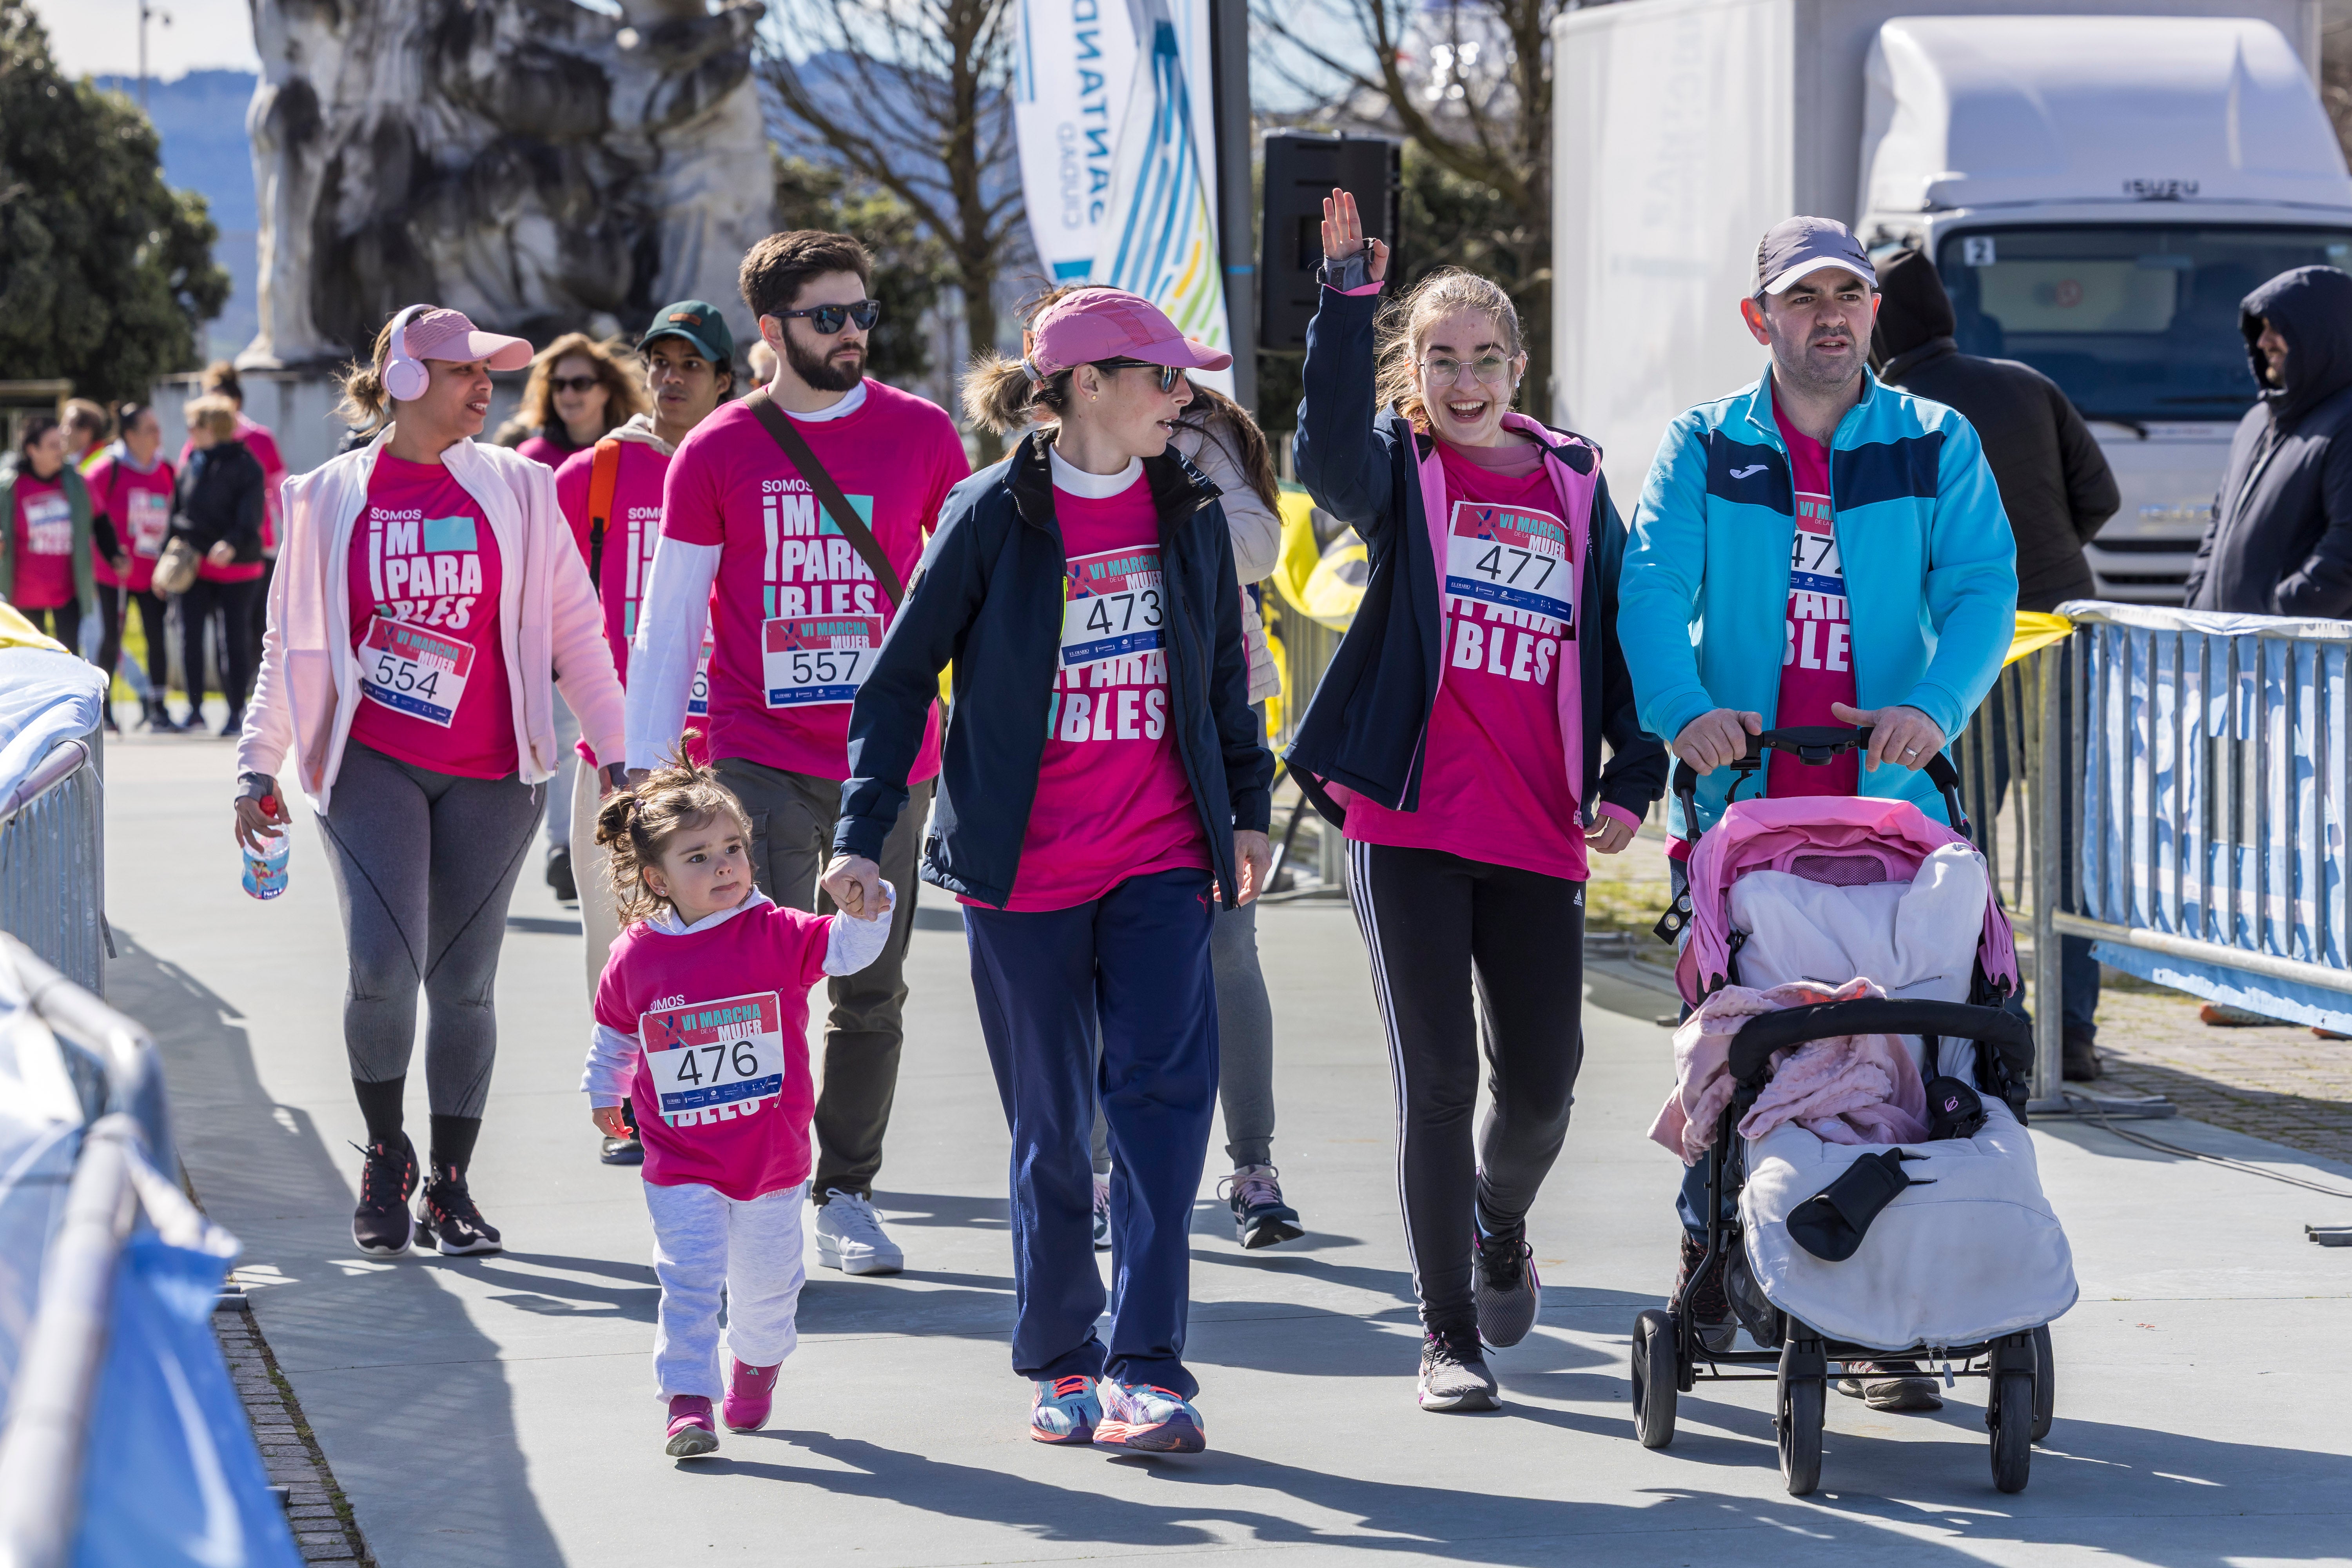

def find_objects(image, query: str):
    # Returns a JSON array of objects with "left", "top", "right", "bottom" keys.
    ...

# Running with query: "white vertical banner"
[
  {"left": 1092, "top": 0, "right": 1233, "bottom": 394},
  {"left": 1012, "top": 0, "right": 1141, "bottom": 283}
]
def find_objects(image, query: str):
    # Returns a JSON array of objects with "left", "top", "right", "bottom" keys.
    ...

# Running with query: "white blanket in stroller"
[{"left": 1728, "top": 844, "right": 2078, "bottom": 1350}]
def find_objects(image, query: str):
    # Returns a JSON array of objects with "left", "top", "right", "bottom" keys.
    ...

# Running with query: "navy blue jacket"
[
  {"left": 1286, "top": 285, "right": 1669, "bottom": 829},
  {"left": 836, "top": 431, "right": 1274, "bottom": 909}
]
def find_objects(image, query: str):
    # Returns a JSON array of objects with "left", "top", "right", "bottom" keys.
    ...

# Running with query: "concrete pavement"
[{"left": 103, "top": 729, "right": 2352, "bottom": 1567}]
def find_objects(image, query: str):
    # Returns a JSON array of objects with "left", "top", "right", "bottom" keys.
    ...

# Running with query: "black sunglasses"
[
  {"left": 547, "top": 375, "right": 603, "bottom": 394},
  {"left": 1096, "top": 358, "right": 1182, "bottom": 392},
  {"left": 774, "top": 299, "right": 882, "bottom": 336}
]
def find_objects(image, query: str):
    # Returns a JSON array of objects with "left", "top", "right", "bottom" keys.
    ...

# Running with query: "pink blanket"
[{"left": 1648, "top": 979, "right": 1931, "bottom": 1163}]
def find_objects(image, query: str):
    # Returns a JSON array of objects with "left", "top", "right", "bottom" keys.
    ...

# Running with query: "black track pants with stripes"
[{"left": 1346, "top": 839, "right": 1586, "bottom": 1335}]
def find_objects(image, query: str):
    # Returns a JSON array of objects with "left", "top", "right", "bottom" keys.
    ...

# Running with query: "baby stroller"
[{"left": 1633, "top": 727, "right": 2075, "bottom": 1495}]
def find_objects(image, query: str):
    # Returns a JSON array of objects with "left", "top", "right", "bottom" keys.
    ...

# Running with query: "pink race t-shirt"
[
  {"left": 1768, "top": 400, "right": 1859, "bottom": 798},
  {"left": 658, "top": 382, "right": 968, "bottom": 781},
  {"left": 554, "top": 437, "right": 711, "bottom": 766},
  {"left": 87, "top": 453, "right": 176, "bottom": 593},
  {"left": 344, "top": 453, "right": 518, "bottom": 778},
  {"left": 594, "top": 899, "right": 831, "bottom": 1201},
  {"left": 10, "top": 474, "right": 77, "bottom": 610},
  {"left": 973, "top": 469, "right": 1209, "bottom": 912},
  {"left": 1345, "top": 440, "right": 1588, "bottom": 880}
]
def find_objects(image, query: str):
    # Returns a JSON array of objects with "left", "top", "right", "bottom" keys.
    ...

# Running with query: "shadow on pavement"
[{"left": 106, "top": 928, "right": 570, "bottom": 1568}]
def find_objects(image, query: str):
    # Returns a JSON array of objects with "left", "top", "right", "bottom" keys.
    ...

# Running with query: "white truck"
[{"left": 1550, "top": 0, "right": 2352, "bottom": 602}]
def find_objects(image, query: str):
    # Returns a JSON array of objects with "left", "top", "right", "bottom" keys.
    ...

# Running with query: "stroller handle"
[
  {"left": 1670, "top": 725, "right": 1970, "bottom": 841},
  {"left": 1728, "top": 998, "right": 2031, "bottom": 1087}
]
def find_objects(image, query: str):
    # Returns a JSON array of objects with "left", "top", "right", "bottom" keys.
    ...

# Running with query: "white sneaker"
[
  {"left": 814, "top": 1190, "right": 904, "bottom": 1275},
  {"left": 1092, "top": 1174, "right": 1112, "bottom": 1251}
]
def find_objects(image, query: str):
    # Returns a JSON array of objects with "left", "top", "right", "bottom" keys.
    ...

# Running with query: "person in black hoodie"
[
  {"left": 1871, "top": 247, "right": 2120, "bottom": 614},
  {"left": 1871, "top": 246, "right": 2119, "bottom": 1081},
  {"left": 2186, "top": 265, "right": 2352, "bottom": 617},
  {"left": 172, "top": 395, "right": 267, "bottom": 734}
]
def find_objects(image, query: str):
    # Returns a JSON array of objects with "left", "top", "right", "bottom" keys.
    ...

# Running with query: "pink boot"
[
  {"left": 722, "top": 1359, "right": 782, "bottom": 1432},
  {"left": 664, "top": 1394, "right": 719, "bottom": 1458}
]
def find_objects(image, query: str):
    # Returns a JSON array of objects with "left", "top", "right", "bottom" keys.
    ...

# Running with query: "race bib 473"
[{"left": 639, "top": 990, "right": 788, "bottom": 1126}]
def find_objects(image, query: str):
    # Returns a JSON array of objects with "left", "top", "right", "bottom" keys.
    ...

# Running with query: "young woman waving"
[
  {"left": 1287, "top": 191, "right": 1668, "bottom": 1412},
  {"left": 233, "top": 306, "right": 626, "bottom": 1259}
]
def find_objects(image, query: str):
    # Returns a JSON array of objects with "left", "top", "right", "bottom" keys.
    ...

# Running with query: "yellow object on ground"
[
  {"left": 2007, "top": 611, "right": 2073, "bottom": 666},
  {"left": 1270, "top": 488, "right": 1367, "bottom": 631}
]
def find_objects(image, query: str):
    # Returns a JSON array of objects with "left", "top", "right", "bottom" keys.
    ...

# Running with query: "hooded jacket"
[
  {"left": 0, "top": 456, "right": 95, "bottom": 617},
  {"left": 172, "top": 437, "right": 268, "bottom": 568},
  {"left": 2185, "top": 265, "right": 2352, "bottom": 617},
  {"left": 1871, "top": 249, "right": 2119, "bottom": 613}
]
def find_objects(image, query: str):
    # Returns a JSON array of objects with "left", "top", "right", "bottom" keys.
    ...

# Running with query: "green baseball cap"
[{"left": 638, "top": 300, "right": 735, "bottom": 367}]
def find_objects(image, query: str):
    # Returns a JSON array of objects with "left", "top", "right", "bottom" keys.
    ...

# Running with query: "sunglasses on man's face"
[
  {"left": 1098, "top": 358, "right": 1182, "bottom": 392},
  {"left": 548, "top": 375, "right": 603, "bottom": 395},
  {"left": 775, "top": 299, "right": 882, "bottom": 336}
]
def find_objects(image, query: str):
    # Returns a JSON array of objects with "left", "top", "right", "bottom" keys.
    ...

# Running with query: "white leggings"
[{"left": 644, "top": 1179, "right": 808, "bottom": 1402}]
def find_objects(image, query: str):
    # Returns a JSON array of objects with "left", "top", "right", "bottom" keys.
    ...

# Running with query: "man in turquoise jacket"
[
  {"left": 1619, "top": 216, "right": 2016, "bottom": 1416},
  {"left": 1622, "top": 216, "right": 2015, "bottom": 838}
]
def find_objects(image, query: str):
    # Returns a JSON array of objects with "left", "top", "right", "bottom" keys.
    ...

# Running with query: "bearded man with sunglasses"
[{"left": 627, "top": 229, "right": 971, "bottom": 1276}]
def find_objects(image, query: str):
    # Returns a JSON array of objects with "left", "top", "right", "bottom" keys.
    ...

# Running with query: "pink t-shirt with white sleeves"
[
  {"left": 972, "top": 467, "right": 1209, "bottom": 912},
  {"left": 1768, "top": 401, "right": 1859, "bottom": 799},
  {"left": 86, "top": 452, "right": 176, "bottom": 594},
  {"left": 657, "top": 383, "right": 968, "bottom": 781},
  {"left": 1345, "top": 439, "right": 1590, "bottom": 880},
  {"left": 344, "top": 453, "right": 518, "bottom": 779},
  {"left": 594, "top": 899, "right": 831, "bottom": 1201}
]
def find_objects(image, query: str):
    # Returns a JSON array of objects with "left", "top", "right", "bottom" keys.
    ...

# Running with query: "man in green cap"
[{"left": 554, "top": 299, "right": 741, "bottom": 1162}]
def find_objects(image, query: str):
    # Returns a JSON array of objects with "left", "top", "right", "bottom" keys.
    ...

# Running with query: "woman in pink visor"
[
  {"left": 231, "top": 305, "right": 626, "bottom": 1262},
  {"left": 823, "top": 287, "right": 1274, "bottom": 1454}
]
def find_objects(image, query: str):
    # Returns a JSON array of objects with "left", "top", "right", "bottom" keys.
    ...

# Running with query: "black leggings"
[
  {"left": 179, "top": 576, "right": 263, "bottom": 712},
  {"left": 1346, "top": 839, "right": 1587, "bottom": 1334},
  {"left": 16, "top": 604, "right": 74, "bottom": 643},
  {"left": 96, "top": 583, "right": 168, "bottom": 693}
]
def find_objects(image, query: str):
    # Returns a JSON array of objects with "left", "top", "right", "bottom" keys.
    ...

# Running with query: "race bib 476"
[{"left": 639, "top": 990, "right": 788, "bottom": 1126}]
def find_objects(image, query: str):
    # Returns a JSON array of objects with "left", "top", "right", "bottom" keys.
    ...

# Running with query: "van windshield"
[{"left": 1934, "top": 225, "right": 2352, "bottom": 424}]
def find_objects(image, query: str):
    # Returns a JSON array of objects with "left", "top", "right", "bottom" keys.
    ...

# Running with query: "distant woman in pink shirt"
[
  {"left": 497, "top": 332, "right": 646, "bottom": 469},
  {"left": 232, "top": 305, "right": 626, "bottom": 1267},
  {"left": 1288, "top": 190, "right": 1668, "bottom": 1414}
]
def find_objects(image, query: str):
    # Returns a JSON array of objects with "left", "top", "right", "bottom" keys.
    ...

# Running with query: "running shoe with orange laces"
[
  {"left": 1095, "top": 1381, "right": 1206, "bottom": 1453},
  {"left": 1031, "top": 1375, "right": 1102, "bottom": 1444}
]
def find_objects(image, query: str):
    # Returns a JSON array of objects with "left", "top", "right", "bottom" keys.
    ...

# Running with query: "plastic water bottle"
[{"left": 243, "top": 797, "right": 290, "bottom": 901}]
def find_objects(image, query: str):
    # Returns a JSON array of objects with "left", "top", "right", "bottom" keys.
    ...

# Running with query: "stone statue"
[{"left": 240, "top": 0, "right": 774, "bottom": 367}]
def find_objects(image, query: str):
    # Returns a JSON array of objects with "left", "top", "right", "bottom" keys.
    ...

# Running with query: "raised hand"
[{"left": 1319, "top": 188, "right": 1390, "bottom": 283}]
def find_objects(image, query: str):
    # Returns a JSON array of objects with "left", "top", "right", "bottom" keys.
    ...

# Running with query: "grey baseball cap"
[{"left": 1754, "top": 217, "right": 1877, "bottom": 296}]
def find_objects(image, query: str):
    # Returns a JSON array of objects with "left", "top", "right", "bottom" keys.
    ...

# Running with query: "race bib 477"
[
  {"left": 1444, "top": 501, "right": 1574, "bottom": 633},
  {"left": 639, "top": 990, "right": 788, "bottom": 1126}
]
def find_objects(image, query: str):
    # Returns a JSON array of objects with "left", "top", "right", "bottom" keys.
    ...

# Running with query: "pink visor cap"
[
  {"left": 401, "top": 308, "right": 533, "bottom": 371},
  {"left": 1024, "top": 288, "right": 1232, "bottom": 379}
]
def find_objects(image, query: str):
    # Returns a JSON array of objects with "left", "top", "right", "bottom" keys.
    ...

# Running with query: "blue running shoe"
[
  {"left": 1095, "top": 1381, "right": 1206, "bottom": 1454},
  {"left": 1031, "top": 1375, "right": 1102, "bottom": 1444}
]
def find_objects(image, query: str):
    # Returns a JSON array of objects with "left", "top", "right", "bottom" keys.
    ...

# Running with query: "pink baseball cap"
[
  {"left": 400, "top": 308, "right": 533, "bottom": 371},
  {"left": 1024, "top": 287, "right": 1232, "bottom": 379}
]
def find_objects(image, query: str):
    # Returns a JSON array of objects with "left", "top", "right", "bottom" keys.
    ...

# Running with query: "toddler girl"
[{"left": 580, "top": 754, "right": 893, "bottom": 1457}]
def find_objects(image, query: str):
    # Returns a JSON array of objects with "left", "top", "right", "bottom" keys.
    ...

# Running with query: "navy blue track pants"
[{"left": 964, "top": 866, "right": 1218, "bottom": 1396}]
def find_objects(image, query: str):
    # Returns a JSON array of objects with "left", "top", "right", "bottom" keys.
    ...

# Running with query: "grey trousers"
[
  {"left": 715, "top": 757, "right": 930, "bottom": 1201},
  {"left": 1092, "top": 897, "right": 1276, "bottom": 1173},
  {"left": 316, "top": 741, "right": 544, "bottom": 1118}
]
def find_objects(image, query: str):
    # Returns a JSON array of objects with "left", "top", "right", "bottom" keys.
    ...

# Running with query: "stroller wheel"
[
  {"left": 1776, "top": 1337, "right": 1826, "bottom": 1496},
  {"left": 1990, "top": 1370, "right": 2034, "bottom": 1493},
  {"left": 2029, "top": 1325, "right": 2055, "bottom": 1444},
  {"left": 1632, "top": 1310, "right": 1678, "bottom": 1449}
]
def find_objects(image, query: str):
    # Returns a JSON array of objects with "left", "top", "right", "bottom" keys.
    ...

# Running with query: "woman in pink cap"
[
  {"left": 821, "top": 286, "right": 1273, "bottom": 1455},
  {"left": 230, "top": 305, "right": 627, "bottom": 1261}
]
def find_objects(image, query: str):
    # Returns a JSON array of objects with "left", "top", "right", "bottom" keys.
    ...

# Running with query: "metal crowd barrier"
[
  {"left": 0, "top": 934, "right": 180, "bottom": 1568},
  {"left": 0, "top": 731, "right": 106, "bottom": 995},
  {"left": 1949, "top": 602, "right": 2352, "bottom": 1106}
]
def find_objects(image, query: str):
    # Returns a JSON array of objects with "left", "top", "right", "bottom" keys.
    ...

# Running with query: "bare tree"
[
  {"left": 1256, "top": 0, "right": 1566, "bottom": 410},
  {"left": 758, "top": 0, "right": 1024, "bottom": 457}
]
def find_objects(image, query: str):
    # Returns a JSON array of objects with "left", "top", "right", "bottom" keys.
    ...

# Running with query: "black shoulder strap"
[{"left": 746, "top": 390, "right": 904, "bottom": 605}]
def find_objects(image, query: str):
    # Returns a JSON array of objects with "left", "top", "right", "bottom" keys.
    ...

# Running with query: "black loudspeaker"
[{"left": 1258, "top": 132, "right": 1401, "bottom": 352}]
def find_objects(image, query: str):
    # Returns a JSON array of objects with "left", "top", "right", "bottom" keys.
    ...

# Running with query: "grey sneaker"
[
  {"left": 1472, "top": 1223, "right": 1540, "bottom": 1348},
  {"left": 1835, "top": 1361, "right": 1943, "bottom": 1411},
  {"left": 1417, "top": 1328, "right": 1500, "bottom": 1412},
  {"left": 1219, "top": 1163, "right": 1303, "bottom": 1250},
  {"left": 814, "top": 1191, "right": 904, "bottom": 1275}
]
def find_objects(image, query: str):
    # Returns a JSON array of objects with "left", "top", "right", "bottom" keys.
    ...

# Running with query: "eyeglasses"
[
  {"left": 1421, "top": 354, "right": 1514, "bottom": 387},
  {"left": 1097, "top": 358, "right": 1183, "bottom": 392},
  {"left": 547, "top": 375, "right": 603, "bottom": 395},
  {"left": 774, "top": 299, "right": 882, "bottom": 336}
]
